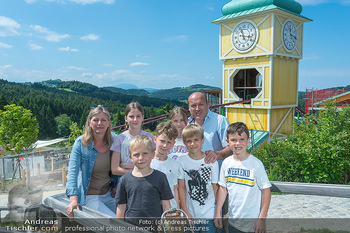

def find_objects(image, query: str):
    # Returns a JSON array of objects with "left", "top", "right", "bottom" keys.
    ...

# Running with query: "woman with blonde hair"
[{"left": 65, "top": 105, "right": 117, "bottom": 218}]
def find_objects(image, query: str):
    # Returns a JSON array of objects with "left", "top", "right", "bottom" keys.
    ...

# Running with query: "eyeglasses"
[{"left": 90, "top": 105, "right": 108, "bottom": 110}]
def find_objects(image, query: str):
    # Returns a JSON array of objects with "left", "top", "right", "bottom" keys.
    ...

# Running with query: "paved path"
[
  {"left": 1, "top": 189, "right": 349, "bottom": 232},
  {"left": 268, "top": 194, "right": 350, "bottom": 218}
]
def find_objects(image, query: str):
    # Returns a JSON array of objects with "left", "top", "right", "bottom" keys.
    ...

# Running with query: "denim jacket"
[{"left": 65, "top": 134, "right": 116, "bottom": 205}]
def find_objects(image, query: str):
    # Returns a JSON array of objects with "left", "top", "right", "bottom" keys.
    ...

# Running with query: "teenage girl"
[
  {"left": 111, "top": 102, "right": 155, "bottom": 175},
  {"left": 167, "top": 107, "right": 189, "bottom": 160}
]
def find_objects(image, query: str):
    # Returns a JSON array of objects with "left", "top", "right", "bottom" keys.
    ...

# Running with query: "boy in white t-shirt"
[
  {"left": 214, "top": 122, "right": 271, "bottom": 233},
  {"left": 151, "top": 122, "right": 180, "bottom": 209},
  {"left": 178, "top": 124, "right": 219, "bottom": 233}
]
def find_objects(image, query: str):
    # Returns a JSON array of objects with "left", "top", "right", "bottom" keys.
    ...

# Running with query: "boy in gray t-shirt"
[{"left": 115, "top": 135, "right": 173, "bottom": 228}]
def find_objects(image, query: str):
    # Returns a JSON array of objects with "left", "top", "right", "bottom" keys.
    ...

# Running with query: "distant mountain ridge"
[
  {"left": 36, "top": 80, "right": 221, "bottom": 102},
  {"left": 105, "top": 84, "right": 221, "bottom": 101},
  {"left": 113, "top": 84, "right": 161, "bottom": 93}
]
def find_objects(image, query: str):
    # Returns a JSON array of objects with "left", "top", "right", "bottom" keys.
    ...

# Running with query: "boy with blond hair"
[
  {"left": 214, "top": 122, "right": 271, "bottom": 233},
  {"left": 151, "top": 122, "right": 180, "bottom": 209},
  {"left": 115, "top": 135, "right": 173, "bottom": 228},
  {"left": 178, "top": 124, "right": 219, "bottom": 233}
]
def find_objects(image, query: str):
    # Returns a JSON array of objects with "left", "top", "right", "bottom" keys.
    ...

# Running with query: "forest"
[{"left": 0, "top": 79, "right": 184, "bottom": 140}]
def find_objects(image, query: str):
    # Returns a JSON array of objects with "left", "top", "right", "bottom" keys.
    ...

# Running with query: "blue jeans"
[{"left": 85, "top": 190, "right": 116, "bottom": 217}]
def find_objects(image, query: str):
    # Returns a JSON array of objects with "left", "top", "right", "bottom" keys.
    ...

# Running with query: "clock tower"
[{"left": 213, "top": 0, "right": 311, "bottom": 137}]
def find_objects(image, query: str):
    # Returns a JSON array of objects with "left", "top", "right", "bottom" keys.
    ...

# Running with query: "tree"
[
  {"left": 0, "top": 94, "right": 8, "bottom": 110},
  {"left": 55, "top": 114, "right": 72, "bottom": 137},
  {"left": 37, "top": 105, "right": 57, "bottom": 139},
  {"left": 64, "top": 122, "right": 84, "bottom": 150},
  {"left": 0, "top": 104, "right": 39, "bottom": 155},
  {"left": 254, "top": 101, "right": 350, "bottom": 184}
]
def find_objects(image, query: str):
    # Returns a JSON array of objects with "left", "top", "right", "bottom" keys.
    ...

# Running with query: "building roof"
[
  {"left": 213, "top": 0, "right": 311, "bottom": 23},
  {"left": 313, "top": 91, "right": 350, "bottom": 107}
]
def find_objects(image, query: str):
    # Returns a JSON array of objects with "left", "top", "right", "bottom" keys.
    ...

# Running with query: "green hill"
[
  {"left": 104, "top": 87, "right": 150, "bottom": 97},
  {"left": 0, "top": 79, "right": 182, "bottom": 139},
  {"left": 103, "top": 83, "right": 221, "bottom": 101}
]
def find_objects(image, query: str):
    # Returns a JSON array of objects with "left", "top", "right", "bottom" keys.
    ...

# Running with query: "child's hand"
[
  {"left": 214, "top": 213, "right": 223, "bottom": 229},
  {"left": 254, "top": 218, "right": 266, "bottom": 233},
  {"left": 185, "top": 212, "right": 194, "bottom": 225}
]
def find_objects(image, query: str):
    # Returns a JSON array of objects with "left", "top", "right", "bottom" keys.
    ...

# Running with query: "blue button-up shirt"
[
  {"left": 65, "top": 134, "right": 116, "bottom": 205},
  {"left": 189, "top": 110, "right": 230, "bottom": 153}
]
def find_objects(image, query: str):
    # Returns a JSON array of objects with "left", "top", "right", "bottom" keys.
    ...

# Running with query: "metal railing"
[{"left": 111, "top": 99, "right": 252, "bottom": 133}]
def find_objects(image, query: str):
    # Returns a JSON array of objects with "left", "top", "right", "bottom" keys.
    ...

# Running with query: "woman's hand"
[
  {"left": 66, "top": 196, "right": 79, "bottom": 219},
  {"left": 111, "top": 186, "right": 117, "bottom": 198}
]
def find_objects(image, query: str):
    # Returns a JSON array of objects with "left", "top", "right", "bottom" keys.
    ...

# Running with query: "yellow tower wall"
[
  {"left": 272, "top": 57, "right": 298, "bottom": 106},
  {"left": 270, "top": 108, "right": 294, "bottom": 135},
  {"left": 227, "top": 107, "right": 268, "bottom": 131}
]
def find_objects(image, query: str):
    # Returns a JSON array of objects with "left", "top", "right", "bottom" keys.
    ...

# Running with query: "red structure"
[{"left": 305, "top": 88, "right": 349, "bottom": 113}]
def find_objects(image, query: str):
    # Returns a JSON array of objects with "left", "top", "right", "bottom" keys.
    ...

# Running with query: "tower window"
[{"left": 232, "top": 69, "right": 262, "bottom": 100}]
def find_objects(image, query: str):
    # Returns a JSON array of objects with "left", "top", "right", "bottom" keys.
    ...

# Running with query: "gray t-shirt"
[{"left": 115, "top": 170, "right": 173, "bottom": 221}]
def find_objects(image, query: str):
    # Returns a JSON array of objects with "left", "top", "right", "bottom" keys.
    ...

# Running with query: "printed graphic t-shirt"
[{"left": 177, "top": 154, "right": 219, "bottom": 218}]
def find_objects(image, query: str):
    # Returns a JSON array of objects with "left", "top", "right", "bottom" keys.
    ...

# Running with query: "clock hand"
[
  {"left": 240, "top": 30, "right": 246, "bottom": 40},
  {"left": 291, "top": 34, "right": 297, "bottom": 40}
]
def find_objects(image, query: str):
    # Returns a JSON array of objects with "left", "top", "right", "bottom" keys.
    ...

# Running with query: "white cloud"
[
  {"left": 136, "top": 55, "right": 150, "bottom": 58},
  {"left": 58, "top": 47, "right": 79, "bottom": 52},
  {"left": 0, "top": 42, "right": 12, "bottom": 49},
  {"left": 341, "top": 0, "right": 350, "bottom": 4},
  {"left": 0, "top": 16, "right": 20, "bottom": 37},
  {"left": 205, "top": 75, "right": 215, "bottom": 80},
  {"left": 158, "top": 74, "right": 178, "bottom": 78},
  {"left": 0, "top": 64, "right": 14, "bottom": 69},
  {"left": 25, "top": 0, "right": 38, "bottom": 3},
  {"left": 25, "top": 0, "right": 114, "bottom": 4},
  {"left": 82, "top": 72, "right": 93, "bottom": 77},
  {"left": 31, "top": 25, "right": 70, "bottom": 42},
  {"left": 162, "top": 35, "right": 189, "bottom": 42},
  {"left": 102, "top": 64, "right": 114, "bottom": 67},
  {"left": 80, "top": 34, "right": 99, "bottom": 41},
  {"left": 303, "top": 55, "right": 320, "bottom": 61},
  {"left": 65, "top": 66, "right": 89, "bottom": 71},
  {"left": 70, "top": 0, "right": 115, "bottom": 5},
  {"left": 29, "top": 43, "right": 43, "bottom": 50},
  {"left": 129, "top": 62, "right": 150, "bottom": 67},
  {"left": 296, "top": 0, "right": 348, "bottom": 5}
]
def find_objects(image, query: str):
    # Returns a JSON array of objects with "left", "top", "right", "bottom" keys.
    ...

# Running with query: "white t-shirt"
[
  {"left": 177, "top": 154, "right": 219, "bottom": 218},
  {"left": 150, "top": 157, "right": 180, "bottom": 209},
  {"left": 218, "top": 155, "right": 271, "bottom": 231},
  {"left": 168, "top": 138, "right": 188, "bottom": 160}
]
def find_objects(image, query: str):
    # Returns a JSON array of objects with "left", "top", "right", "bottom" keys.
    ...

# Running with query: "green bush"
[{"left": 254, "top": 102, "right": 350, "bottom": 184}]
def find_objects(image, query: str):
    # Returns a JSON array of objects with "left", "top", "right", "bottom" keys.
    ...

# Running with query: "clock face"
[
  {"left": 232, "top": 20, "right": 258, "bottom": 53},
  {"left": 282, "top": 19, "right": 297, "bottom": 52}
]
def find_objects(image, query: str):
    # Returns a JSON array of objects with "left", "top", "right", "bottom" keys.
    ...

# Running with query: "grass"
[{"left": 58, "top": 88, "right": 75, "bottom": 93}]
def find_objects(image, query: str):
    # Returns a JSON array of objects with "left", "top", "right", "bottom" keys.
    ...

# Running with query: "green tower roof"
[{"left": 214, "top": 0, "right": 310, "bottom": 23}]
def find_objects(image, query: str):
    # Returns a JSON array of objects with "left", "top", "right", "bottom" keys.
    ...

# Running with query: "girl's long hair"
[{"left": 82, "top": 105, "right": 113, "bottom": 147}]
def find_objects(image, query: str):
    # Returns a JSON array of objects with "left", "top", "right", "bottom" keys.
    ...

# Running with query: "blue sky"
[{"left": 0, "top": 0, "right": 349, "bottom": 91}]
